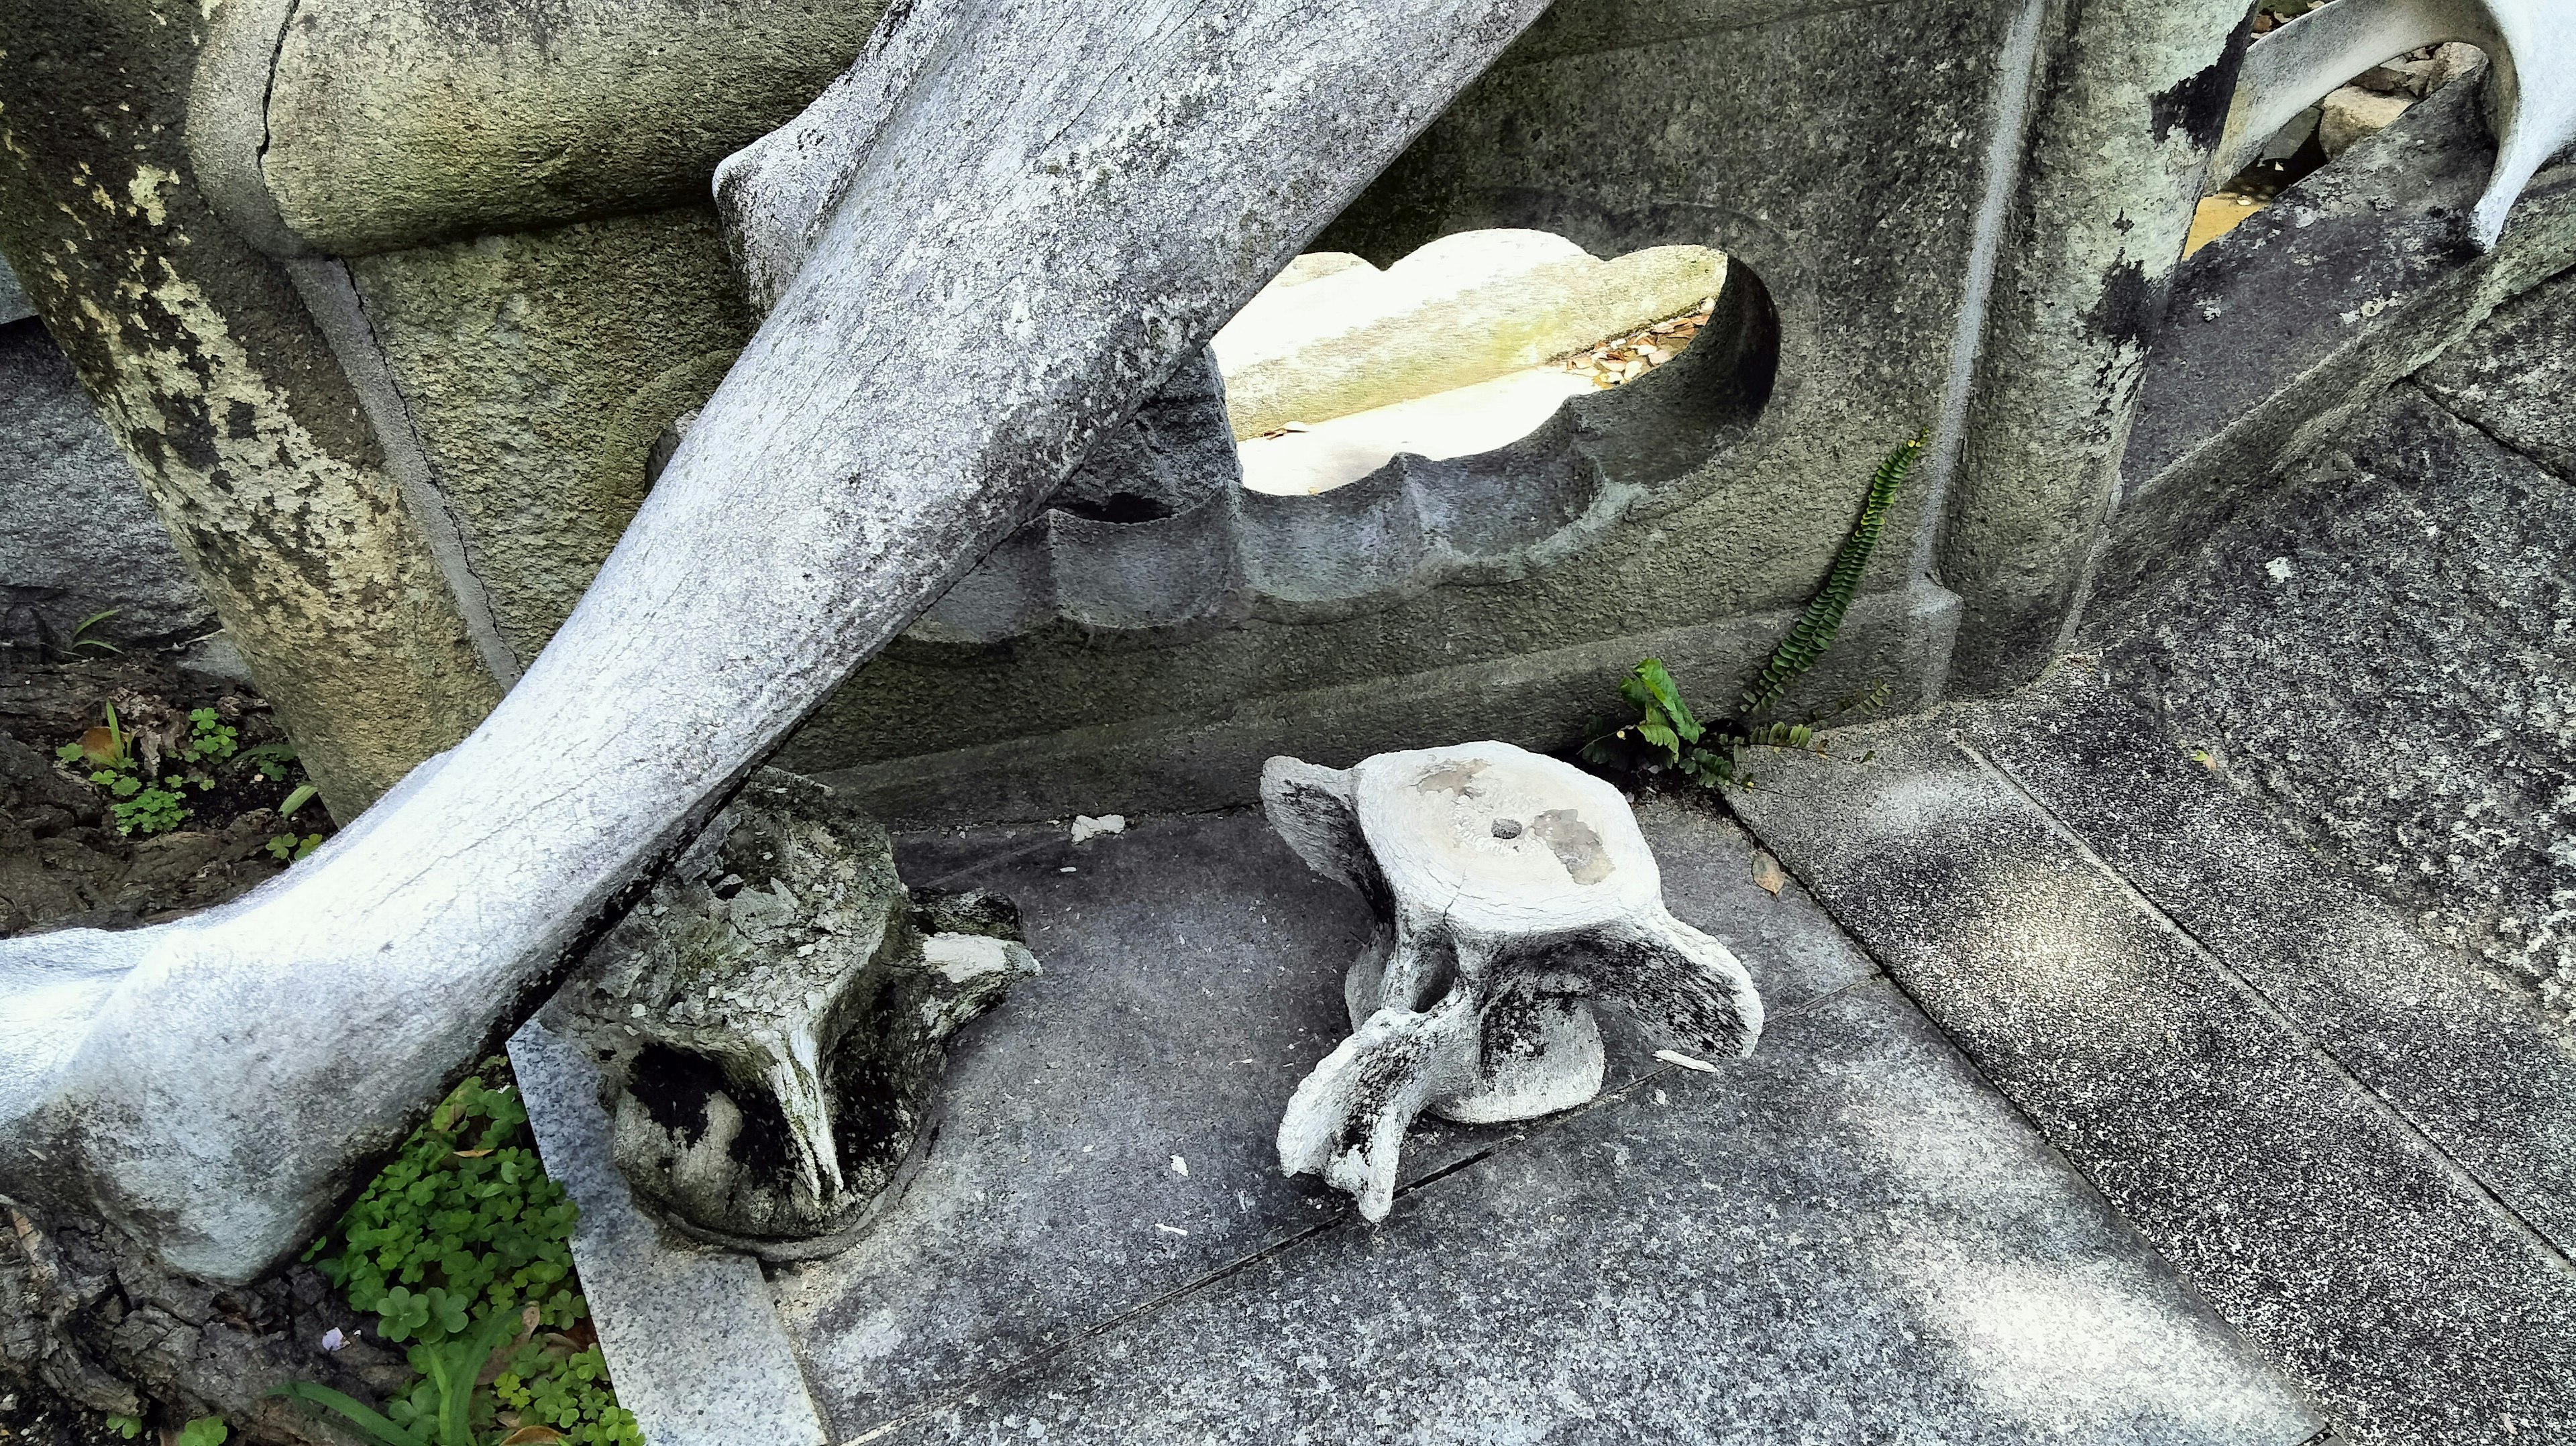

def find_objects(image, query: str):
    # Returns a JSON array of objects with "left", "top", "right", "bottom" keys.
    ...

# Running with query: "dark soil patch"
[
  {"left": 0, "top": 1384, "right": 135, "bottom": 1446},
  {"left": 0, "top": 651, "right": 335, "bottom": 937}
]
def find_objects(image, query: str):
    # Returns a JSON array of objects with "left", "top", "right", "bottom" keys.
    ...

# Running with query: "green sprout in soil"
[
  {"left": 52, "top": 702, "right": 237, "bottom": 837},
  {"left": 1581, "top": 430, "right": 1922, "bottom": 789},
  {"left": 267, "top": 783, "right": 323, "bottom": 860},
  {"left": 58, "top": 700, "right": 329, "bottom": 852},
  {"left": 282, "top": 1064, "right": 642, "bottom": 1446},
  {"left": 68, "top": 608, "right": 123, "bottom": 657}
]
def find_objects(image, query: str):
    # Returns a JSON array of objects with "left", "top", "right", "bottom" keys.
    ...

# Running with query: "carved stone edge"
[{"left": 509, "top": 1017, "right": 828, "bottom": 1446}]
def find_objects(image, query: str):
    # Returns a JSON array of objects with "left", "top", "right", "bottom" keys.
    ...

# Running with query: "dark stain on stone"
[
  {"left": 1053, "top": 490, "right": 1172, "bottom": 524},
  {"left": 2087, "top": 258, "right": 2162, "bottom": 352},
  {"left": 1477, "top": 985, "right": 1556, "bottom": 1074},
  {"left": 827, "top": 992, "right": 931, "bottom": 1190},
  {"left": 1529, "top": 809, "right": 1612, "bottom": 885},
  {"left": 158, "top": 390, "right": 223, "bottom": 474},
  {"left": 1399, "top": 934, "right": 1460, "bottom": 1013},
  {"left": 1329, "top": 1015, "right": 1442, "bottom": 1156},
  {"left": 2149, "top": 23, "right": 2249, "bottom": 152},
  {"left": 627, "top": 1041, "right": 801, "bottom": 1182},
  {"left": 625, "top": 1042, "right": 726, "bottom": 1144}
]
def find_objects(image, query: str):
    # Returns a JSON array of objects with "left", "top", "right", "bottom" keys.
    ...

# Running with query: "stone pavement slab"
[
  {"left": 2103, "top": 384, "right": 2576, "bottom": 1025},
  {"left": 772, "top": 803, "right": 1873, "bottom": 1437},
  {"left": 1961, "top": 665, "right": 2576, "bottom": 1256},
  {"left": 875, "top": 980, "right": 2318, "bottom": 1446},
  {"left": 2417, "top": 264, "right": 2576, "bottom": 481},
  {"left": 751, "top": 803, "right": 2312, "bottom": 1443},
  {"left": 1730, "top": 718, "right": 2576, "bottom": 1446}
]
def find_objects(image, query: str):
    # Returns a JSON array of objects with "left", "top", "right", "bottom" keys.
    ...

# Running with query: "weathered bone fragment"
[
  {"left": 2214, "top": 0, "right": 2575, "bottom": 248},
  {"left": 1264, "top": 742, "right": 1764, "bottom": 1219},
  {"left": 549, "top": 771, "right": 1034, "bottom": 1260},
  {"left": 0, "top": 0, "right": 1557, "bottom": 1285}
]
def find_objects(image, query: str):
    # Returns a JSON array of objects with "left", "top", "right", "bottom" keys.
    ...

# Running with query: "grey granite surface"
[
  {"left": 1732, "top": 721, "right": 2576, "bottom": 1446},
  {"left": 2417, "top": 264, "right": 2576, "bottom": 481},
  {"left": 741, "top": 804, "right": 2309, "bottom": 1443},
  {"left": 879, "top": 977, "right": 2319, "bottom": 1446},
  {"left": 1963, "top": 666, "right": 2576, "bottom": 1257},
  {"left": 2098, "top": 384, "right": 2576, "bottom": 1024},
  {"left": 0, "top": 319, "right": 215, "bottom": 652},
  {"left": 511, "top": 1017, "right": 830, "bottom": 1446}
]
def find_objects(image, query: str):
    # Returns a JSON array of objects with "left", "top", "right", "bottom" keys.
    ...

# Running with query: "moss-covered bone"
[{"left": 561, "top": 770, "right": 1036, "bottom": 1257}]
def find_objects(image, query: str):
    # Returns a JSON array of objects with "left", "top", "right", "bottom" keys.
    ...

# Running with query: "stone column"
[
  {"left": 0, "top": 0, "right": 506, "bottom": 815},
  {"left": 1935, "top": 0, "right": 2255, "bottom": 693}
]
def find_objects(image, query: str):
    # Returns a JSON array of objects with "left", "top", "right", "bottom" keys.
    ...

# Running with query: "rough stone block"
[
  {"left": 785, "top": 0, "right": 2020, "bottom": 818},
  {"left": 2416, "top": 262, "right": 2576, "bottom": 480},
  {"left": 0, "top": 321, "right": 214, "bottom": 653},
  {"left": 2109, "top": 73, "right": 2576, "bottom": 612},
  {"left": 2318, "top": 84, "right": 2412, "bottom": 157},
  {"left": 250, "top": 0, "right": 890, "bottom": 254},
  {"left": 348, "top": 208, "right": 757, "bottom": 666},
  {"left": 2106, "top": 385, "right": 2576, "bottom": 1023},
  {"left": 812, "top": 580, "right": 1962, "bottom": 830}
]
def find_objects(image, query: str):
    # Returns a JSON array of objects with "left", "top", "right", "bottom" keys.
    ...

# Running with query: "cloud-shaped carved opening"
[{"left": 901, "top": 225, "right": 1776, "bottom": 646}]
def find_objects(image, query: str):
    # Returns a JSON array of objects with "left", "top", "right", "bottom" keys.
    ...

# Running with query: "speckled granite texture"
[{"left": 2098, "top": 378, "right": 2576, "bottom": 1021}]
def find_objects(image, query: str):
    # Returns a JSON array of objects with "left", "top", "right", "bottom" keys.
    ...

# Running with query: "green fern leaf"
[
  {"left": 1740, "top": 431, "right": 1926, "bottom": 718},
  {"left": 1625, "top": 659, "right": 1703, "bottom": 745}
]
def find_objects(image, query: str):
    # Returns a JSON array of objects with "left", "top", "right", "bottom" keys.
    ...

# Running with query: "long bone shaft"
[
  {"left": 2212, "top": 0, "right": 2576, "bottom": 248},
  {"left": 0, "top": 0, "right": 1553, "bottom": 1285}
]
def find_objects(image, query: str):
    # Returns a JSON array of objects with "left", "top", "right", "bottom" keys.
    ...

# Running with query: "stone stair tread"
[
  {"left": 527, "top": 803, "right": 2318, "bottom": 1446},
  {"left": 872, "top": 978, "right": 2318, "bottom": 1446},
  {"left": 1963, "top": 667, "right": 2576, "bottom": 1252},
  {"left": 1731, "top": 711, "right": 2576, "bottom": 1446},
  {"left": 770, "top": 805, "right": 1876, "bottom": 1436}
]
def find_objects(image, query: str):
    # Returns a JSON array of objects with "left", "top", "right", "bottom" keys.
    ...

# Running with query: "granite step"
[{"left": 1729, "top": 687, "right": 2576, "bottom": 1446}]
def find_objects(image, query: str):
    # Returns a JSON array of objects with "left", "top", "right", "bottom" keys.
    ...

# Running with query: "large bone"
[
  {"left": 0, "top": 0, "right": 1555, "bottom": 1285},
  {"left": 1265, "top": 742, "right": 1764, "bottom": 1220},
  {"left": 2212, "top": 0, "right": 2576, "bottom": 249},
  {"left": 555, "top": 769, "right": 1037, "bottom": 1258}
]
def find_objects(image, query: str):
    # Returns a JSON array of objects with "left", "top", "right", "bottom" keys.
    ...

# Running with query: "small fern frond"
[{"left": 1739, "top": 429, "right": 1926, "bottom": 718}]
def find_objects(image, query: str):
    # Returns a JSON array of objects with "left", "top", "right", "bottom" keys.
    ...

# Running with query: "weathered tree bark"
[
  {"left": 0, "top": 0, "right": 1554, "bottom": 1291},
  {"left": 3, "top": 1197, "right": 411, "bottom": 1444}
]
